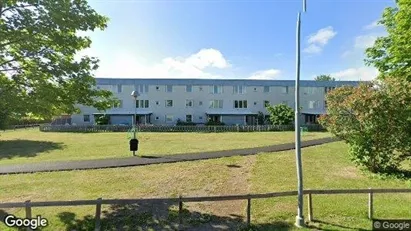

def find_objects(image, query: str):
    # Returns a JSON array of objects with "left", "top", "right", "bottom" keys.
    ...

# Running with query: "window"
[
  {"left": 233, "top": 86, "right": 246, "bottom": 94},
  {"left": 264, "top": 86, "right": 270, "bottom": 93},
  {"left": 117, "top": 84, "right": 122, "bottom": 93},
  {"left": 186, "top": 100, "right": 193, "bottom": 107},
  {"left": 199, "top": 86, "right": 203, "bottom": 91},
  {"left": 155, "top": 101, "right": 159, "bottom": 105},
  {"left": 199, "top": 101, "right": 203, "bottom": 106},
  {"left": 83, "top": 115, "right": 90, "bottom": 122},
  {"left": 199, "top": 116, "right": 203, "bottom": 120},
  {"left": 155, "top": 116, "right": 159, "bottom": 120},
  {"left": 281, "top": 86, "right": 289, "bottom": 94},
  {"left": 114, "top": 100, "right": 123, "bottom": 108},
  {"left": 305, "top": 114, "right": 318, "bottom": 124},
  {"left": 165, "top": 115, "right": 173, "bottom": 122},
  {"left": 308, "top": 100, "right": 320, "bottom": 109},
  {"left": 324, "top": 100, "right": 328, "bottom": 109},
  {"left": 166, "top": 85, "right": 173, "bottom": 92},
  {"left": 253, "top": 87, "right": 257, "bottom": 92},
  {"left": 136, "top": 100, "right": 149, "bottom": 108},
  {"left": 186, "top": 115, "right": 192, "bottom": 122},
  {"left": 234, "top": 100, "right": 248, "bottom": 109},
  {"left": 135, "top": 85, "right": 149, "bottom": 94},
  {"left": 96, "top": 86, "right": 101, "bottom": 90},
  {"left": 210, "top": 85, "right": 223, "bottom": 94},
  {"left": 209, "top": 100, "right": 223, "bottom": 108},
  {"left": 165, "top": 100, "right": 173, "bottom": 107},
  {"left": 186, "top": 85, "right": 192, "bottom": 92},
  {"left": 303, "top": 87, "right": 318, "bottom": 95},
  {"left": 264, "top": 100, "right": 270, "bottom": 107},
  {"left": 254, "top": 102, "right": 257, "bottom": 105},
  {"left": 156, "top": 86, "right": 160, "bottom": 91}
]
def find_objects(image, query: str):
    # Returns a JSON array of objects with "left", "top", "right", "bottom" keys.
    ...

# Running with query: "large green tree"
[
  {"left": 365, "top": 0, "right": 411, "bottom": 81},
  {"left": 315, "top": 74, "right": 335, "bottom": 81},
  {"left": 0, "top": 0, "right": 118, "bottom": 128}
]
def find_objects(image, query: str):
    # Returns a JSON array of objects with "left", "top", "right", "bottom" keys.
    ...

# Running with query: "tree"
[
  {"left": 256, "top": 111, "right": 267, "bottom": 125},
  {"left": 319, "top": 79, "right": 411, "bottom": 174},
  {"left": 266, "top": 104, "right": 294, "bottom": 125},
  {"left": 315, "top": 74, "right": 335, "bottom": 81},
  {"left": 0, "top": 0, "right": 118, "bottom": 129},
  {"left": 365, "top": 0, "right": 411, "bottom": 82}
]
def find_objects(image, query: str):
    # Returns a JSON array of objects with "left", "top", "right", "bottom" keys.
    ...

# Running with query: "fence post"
[
  {"left": 25, "top": 200, "right": 32, "bottom": 231},
  {"left": 246, "top": 196, "right": 251, "bottom": 227},
  {"left": 307, "top": 193, "right": 313, "bottom": 222},
  {"left": 95, "top": 198, "right": 102, "bottom": 231},
  {"left": 368, "top": 188, "right": 373, "bottom": 219},
  {"left": 179, "top": 195, "right": 183, "bottom": 230}
]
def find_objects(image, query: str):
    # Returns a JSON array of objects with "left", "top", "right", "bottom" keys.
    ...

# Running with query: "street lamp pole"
[
  {"left": 131, "top": 91, "right": 140, "bottom": 156},
  {"left": 295, "top": 0, "right": 306, "bottom": 228}
]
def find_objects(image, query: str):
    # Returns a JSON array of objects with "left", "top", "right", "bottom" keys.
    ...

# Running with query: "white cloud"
[
  {"left": 331, "top": 66, "right": 379, "bottom": 81},
  {"left": 363, "top": 20, "right": 382, "bottom": 30},
  {"left": 77, "top": 48, "right": 230, "bottom": 79},
  {"left": 303, "top": 44, "right": 322, "bottom": 54},
  {"left": 247, "top": 69, "right": 281, "bottom": 80},
  {"left": 303, "top": 26, "right": 337, "bottom": 54},
  {"left": 354, "top": 35, "right": 378, "bottom": 49}
]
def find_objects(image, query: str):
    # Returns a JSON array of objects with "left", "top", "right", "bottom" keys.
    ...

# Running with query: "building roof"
[{"left": 95, "top": 78, "right": 362, "bottom": 87}]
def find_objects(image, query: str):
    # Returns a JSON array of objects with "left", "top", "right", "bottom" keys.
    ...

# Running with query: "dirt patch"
[
  {"left": 334, "top": 166, "right": 360, "bottom": 179},
  {"left": 184, "top": 155, "right": 257, "bottom": 229}
]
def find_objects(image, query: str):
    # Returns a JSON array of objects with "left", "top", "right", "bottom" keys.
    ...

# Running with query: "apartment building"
[{"left": 70, "top": 78, "right": 360, "bottom": 126}]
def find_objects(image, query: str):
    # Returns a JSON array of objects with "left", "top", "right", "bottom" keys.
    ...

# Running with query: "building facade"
[{"left": 70, "top": 78, "right": 360, "bottom": 126}]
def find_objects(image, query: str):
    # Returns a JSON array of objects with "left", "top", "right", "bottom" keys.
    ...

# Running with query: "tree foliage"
[
  {"left": 0, "top": 0, "right": 118, "bottom": 128},
  {"left": 365, "top": 0, "right": 411, "bottom": 82},
  {"left": 266, "top": 104, "right": 294, "bottom": 125},
  {"left": 319, "top": 79, "right": 411, "bottom": 173},
  {"left": 315, "top": 74, "right": 335, "bottom": 81}
]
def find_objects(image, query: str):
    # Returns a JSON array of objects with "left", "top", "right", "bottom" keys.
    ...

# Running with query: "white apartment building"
[{"left": 70, "top": 78, "right": 360, "bottom": 126}]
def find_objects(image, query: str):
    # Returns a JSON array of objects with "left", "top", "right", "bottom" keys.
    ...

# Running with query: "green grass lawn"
[
  {"left": 0, "top": 140, "right": 410, "bottom": 230},
  {"left": 0, "top": 128, "right": 330, "bottom": 165}
]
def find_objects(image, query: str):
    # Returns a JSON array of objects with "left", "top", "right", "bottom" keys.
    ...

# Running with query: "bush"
[
  {"left": 266, "top": 104, "right": 294, "bottom": 125},
  {"left": 205, "top": 121, "right": 225, "bottom": 126},
  {"left": 319, "top": 79, "right": 411, "bottom": 174},
  {"left": 176, "top": 119, "right": 196, "bottom": 126},
  {"left": 95, "top": 114, "right": 110, "bottom": 125}
]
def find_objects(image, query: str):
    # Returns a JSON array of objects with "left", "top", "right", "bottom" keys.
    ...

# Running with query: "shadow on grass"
[
  {"left": 57, "top": 200, "right": 294, "bottom": 231},
  {"left": 140, "top": 155, "right": 161, "bottom": 159},
  {"left": 0, "top": 140, "right": 64, "bottom": 160},
  {"left": 227, "top": 164, "right": 242, "bottom": 168},
  {"left": 308, "top": 219, "right": 369, "bottom": 231}
]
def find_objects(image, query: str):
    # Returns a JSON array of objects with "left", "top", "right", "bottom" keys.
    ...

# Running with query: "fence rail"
[
  {"left": 39, "top": 124, "right": 325, "bottom": 133},
  {"left": 1, "top": 188, "right": 410, "bottom": 231}
]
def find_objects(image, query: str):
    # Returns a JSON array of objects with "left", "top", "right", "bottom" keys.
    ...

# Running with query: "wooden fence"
[
  {"left": 39, "top": 124, "right": 325, "bottom": 133},
  {"left": 1, "top": 188, "right": 410, "bottom": 231}
]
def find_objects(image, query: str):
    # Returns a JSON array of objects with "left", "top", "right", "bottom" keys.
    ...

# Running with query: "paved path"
[{"left": 0, "top": 137, "right": 338, "bottom": 175}]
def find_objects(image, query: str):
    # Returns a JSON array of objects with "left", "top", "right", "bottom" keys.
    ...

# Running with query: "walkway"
[{"left": 0, "top": 137, "right": 338, "bottom": 174}]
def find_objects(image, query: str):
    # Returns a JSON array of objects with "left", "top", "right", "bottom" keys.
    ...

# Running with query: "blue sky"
[{"left": 79, "top": 0, "right": 394, "bottom": 80}]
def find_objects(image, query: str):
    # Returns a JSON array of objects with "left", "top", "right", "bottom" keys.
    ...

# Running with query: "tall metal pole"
[
  {"left": 133, "top": 97, "right": 137, "bottom": 156},
  {"left": 295, "top": 0, "right": 306, "bottom": 228}
]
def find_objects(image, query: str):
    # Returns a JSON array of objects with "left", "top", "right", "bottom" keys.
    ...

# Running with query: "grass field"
[
  {"left": 0, "top": 130, "right": 410, "bottom": 230},
  {"left": 0, "top": 128, "right": 330, "bottom": 165}
]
